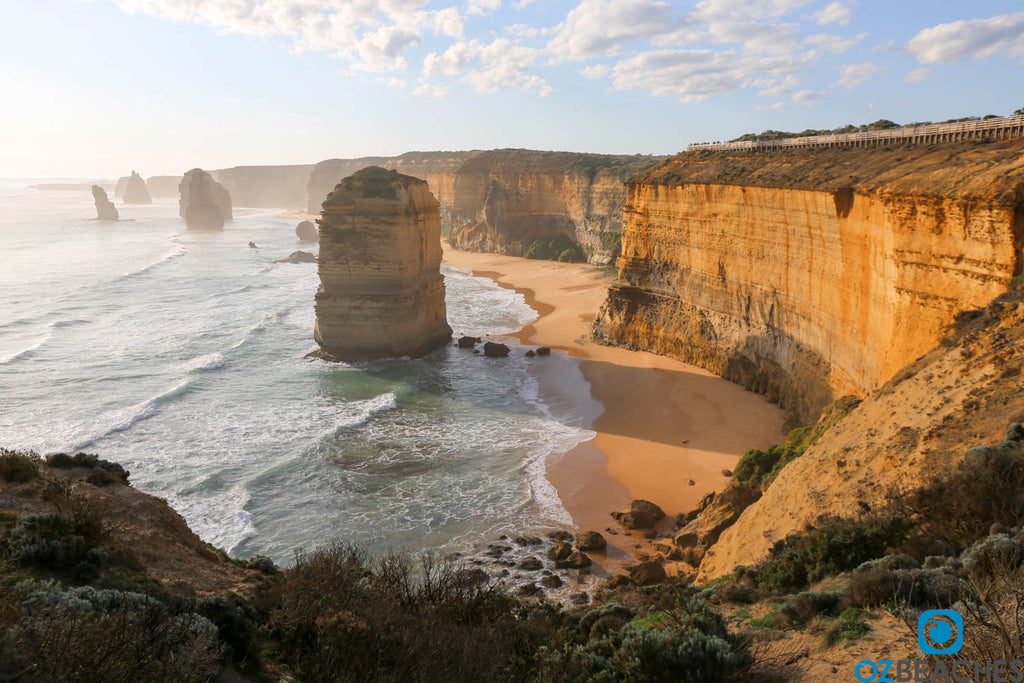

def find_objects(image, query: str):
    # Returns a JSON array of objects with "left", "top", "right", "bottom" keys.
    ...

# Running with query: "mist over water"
[{"left": 0, "top": 181, "right": 593, "bottom": 563}]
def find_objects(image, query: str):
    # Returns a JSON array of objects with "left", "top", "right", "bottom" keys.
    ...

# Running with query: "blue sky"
[{"left": 1, "top": 0, "right": 1022, "bottom": 177}]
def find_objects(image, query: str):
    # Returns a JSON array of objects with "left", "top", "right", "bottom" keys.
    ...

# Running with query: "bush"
[
  {"left": 2, "top": 512, "right": 107, "bottom": 582},
  {"left": 46, "top": 452, "right": 129, "bottom": 484},
  {"left": 757, "top": 515, "right": 914, "bottom": 593},
  {"left": 545, "top": 594, "right": 750, "bottom": 682},
  {"left": 524, "top": 235, "right": 585, "bottom": 263},
  {"left": 1010, "top": 274, "right": 1024, "bottom": 291},
  {"left": 0, "top": 585, "right": 221, "bottom": 681},
  {"left": 822, "top": 609, "right": 870, "bottom": 646},
  {"left": 779, "top": 591, "right": 842, "bottom": 627},
  {"left": 0, "top": 449, "right": 41, "bottom": 483},
  {"left": 961, "top": 534, "right": 1024, "bottom": 584}
]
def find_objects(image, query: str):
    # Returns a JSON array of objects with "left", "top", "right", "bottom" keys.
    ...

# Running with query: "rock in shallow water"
[
  {"left": 295, "top": 220, "right": 317, "bottom": 242},
  {"left": 91, "top": 185, "right": 118, "bottom": 221}
]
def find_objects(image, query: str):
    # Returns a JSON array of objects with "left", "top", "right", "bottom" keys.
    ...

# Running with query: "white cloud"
[
  {"left": 413, "top": 82, "right": 450, "bottom": 97},
  {"left": 467, "top": 0, "right": 501, "bottom": 15},
  {"left": 836, "top": 61, "right": 884, "bottom": 88},
  {"left": 905, "top": 67, "right": 931, "bottom": 83},
  {"left": 692, "top": 0, "right": 816, "bottom": 22},
  {"left": 792, "top": 89, "right": 824, "bottom": 104},
  {"left": 802, "top": 32, "right": 859, "bottom": 54},
  {"left": 812, "top": 1, "right": 853, "bottom": 26},
  {"left": 582, "top": 64, "right": 611, "bottom": 79},
  {"left": 607, "top": 48, "right": 811, "bottom": 102},
  {"left": 422, "top": 37, "right": 552, "bottom": 95},
  {"left": 905, "top": 11, "right": 1024, "bottom": 64},
  {"left": 423, "top": 41, "right": 477, "bottom": 76},
  {"left": 548, "top": 0, "right": 676, "bottom": 61},
  {"left": 757, "top": 75, "right": 799, "bottom": 97}
]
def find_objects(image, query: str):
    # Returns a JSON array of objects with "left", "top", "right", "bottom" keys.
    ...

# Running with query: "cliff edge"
[{"left": 594, "top": 139, "right": 1024, "bottom": 422}]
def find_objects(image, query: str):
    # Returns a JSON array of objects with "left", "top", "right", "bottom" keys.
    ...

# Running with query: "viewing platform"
[{"left": 689, "top": 114, "right": 1024, "bottom": 152}]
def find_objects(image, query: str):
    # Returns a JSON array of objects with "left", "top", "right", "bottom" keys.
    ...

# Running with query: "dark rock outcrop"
[
  {"left": 457, "top": 336, "right": 481, "bottom": 349},
  {"left": 295, "top": 220, "right": 317, "bottom": 242},
  {"left": 483, "top": 342, "right": 510, "bottom": 358},
  {"left": 276, "top": 251, "right": 316, "bottom": 264},
  {"left": 91, "top": 185, "right": 119, "bottom": 221},
  {"left": 179, "top": 169, "right": 232, "bottom": 230},
  {"left": 314, "top": 167, "right": 452, "bottom": 360},
  {"left": 575, "top": 531, "right": 607, "bottom": 552},
  {"left": 122, "top": 171, "right": 152, "bottom": 204}
]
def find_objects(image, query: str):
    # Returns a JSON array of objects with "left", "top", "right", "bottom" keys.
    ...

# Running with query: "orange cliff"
[
  {"left": 593, "top": 140, "right": 1024, "bottom": 422},
  {"left": 306, "top": 150, "right": 664, "bottom": 265}
]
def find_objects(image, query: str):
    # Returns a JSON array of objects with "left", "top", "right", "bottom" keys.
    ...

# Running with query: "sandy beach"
[{"left": 442, "top": 242, "right": 786, "bottom": 561}]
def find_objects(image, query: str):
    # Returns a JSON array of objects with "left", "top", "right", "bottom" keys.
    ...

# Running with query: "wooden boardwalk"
[{"left": 688, "top": 114, "right": 1024, "bottom": 152}]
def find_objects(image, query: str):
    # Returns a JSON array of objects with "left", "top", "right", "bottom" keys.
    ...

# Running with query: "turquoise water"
[{"left": 0, "top": 181, "right": 593, "bottom": 564}]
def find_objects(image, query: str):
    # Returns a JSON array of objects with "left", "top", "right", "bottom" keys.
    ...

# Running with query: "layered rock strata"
[
  {"left": 179, "top": 169, "right": 232, "bottom": 230},
  {"left": 122, "top": 170, "right": 152, "bottom": 204},
  {"left": 306, "top": 150, "right": 663, "bottom": 264},
  {"left": 593, "top": 140, "right": 1024, "bottom": 421},
  {"left": 91, "top": 185, "right": 118, "bottom": 220},
  {"left": 314, "top": 167, "right": 451, "bottom": 359}
]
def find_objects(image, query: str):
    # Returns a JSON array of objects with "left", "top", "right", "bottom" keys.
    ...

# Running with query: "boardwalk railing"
[{"left": 688, "top": 114, "right": 1024, "bottom": 152}]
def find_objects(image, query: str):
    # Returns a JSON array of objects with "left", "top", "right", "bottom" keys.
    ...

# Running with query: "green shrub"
[
  {"left": 758, "top": 515, "right": 914, "bottom": 593},
  {"left": 2, "top": 512, "right": 107, "bottom": 582},
  {"left": 525, "top": 235, "right": 585, "bottom": 263},
  {"left": 0, "top": 449, "right": 41, "bottom": 483},
  {"left": 544, "top": 596, "right": 750, "bottom": 682},
  {"left": 823, "top": 608, "right": 870, "bottom": 646},
  {"left": 46, "top": 452, "right": 129, "bottom": 484},
  {"left": 1010, "top": 274, "right": 1024, "bottom": 291}
]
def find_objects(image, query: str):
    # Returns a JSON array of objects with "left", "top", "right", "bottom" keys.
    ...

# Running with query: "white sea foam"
[
  {"left": 68, "top": 379, "right": 195, "bottom": 452},
  {"left": 119, "top": 244, "right": 186, "bottom": 279}
]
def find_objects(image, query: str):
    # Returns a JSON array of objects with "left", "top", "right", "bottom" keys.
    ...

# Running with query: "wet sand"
[{"left": 442, "top": 242, "right": 786, "bottom": 562}]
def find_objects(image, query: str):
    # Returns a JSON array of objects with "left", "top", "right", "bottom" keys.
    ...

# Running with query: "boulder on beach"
[
  {"left": 628, "top": 561, "right": 667, "bottom": 586},
  {"left": 296, "top": 220, "right": 317, "bottom": 242},
  {"left": 457, "top": 336, "right": 481, "bottom": 349},
  {"left": 91, "top": 185, "right": 119, "bottom": 221},
  {"left": 611, "top": 509, "right": 655, "bottom": 530},
  {"left": 630, "top": 499, "right": 665, "bottom": 522},
  {"left": 483, "top": 341, "right": 510, "bottom": 358},
  {"left": 575, "top": 531, "right": 607, "bottom": 552},
  {"left": 554, "top": 551, "right": 591, "bottom": 570},
  {"left": 548, "top": 541, "right": 573, "bottom": 562},
  {"left": 122, "top": 171, "right": 152, "bottom": 204}
]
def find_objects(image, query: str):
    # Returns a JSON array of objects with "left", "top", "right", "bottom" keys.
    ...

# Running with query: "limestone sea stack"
[
  {"left": 122, "top": 171, "right": 152, "bottom": 204},
  {"left": 179, "top": 169, "right": 232, "bottom": 230},
  {"left": 91, "top": 185, "right": 119, "bottom": 221},
  {"left": 314, "top": 167, "right": 452, "bottom": 360},
  {"left": 295, "top": 220, "right": 317, "bottom": 241}
]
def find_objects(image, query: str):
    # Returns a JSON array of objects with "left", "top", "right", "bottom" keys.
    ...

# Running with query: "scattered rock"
[
  {"left": 457, "top": 336, "right": 481, "bottom": 349},
  {"left": 517, "top": 583, "right": 542, "bottom": 597},
  {"left": 721, "top": 469, "right": 733, "bottom": 477},
  {"left": 605, "top": 575, "right": 633, "bottom": 590},
  {"left": 519, "top": 556, "right": 543, "bottom": 571},
  {"left": 611, "top": 510, "right": 655, "bottom": 530},
  {"left": 687, "top": 479, "right": 696, "bottom": 486},
  {"left": 570, "top": 592, "right": 590, "bottom": 606},
  {"left": 91, "top": 185, "right": 119, "bottom": 221},
  {"left": 674, "top": 531, "right": 699, "bottom": 547},
  {"left": 629, "top": 561, "right": 667, "bottom": 586},
  {"left": 540, "top": 574, "right": 563, "bottom": 589},
  {"left": 483, "top": 341, "right": 510, "bottom": 358},
  {"left": 548, "top": 530, "right": 574, "bottom": 543},
  {"left": 295, "top": 219, "right": 317, "bottom": 242},
  {"left": 536, "top": 347, "right": 551, "bottom": 356},
  {"left": 681, "top": 546, "right": 706, "bottom": 566},
  {"left": 548, "top": 541, "right": 573, "bottom": 562},
  {"left": 248, "top": 242, "right": 257, "bottom": 248},
  {"left": 575, "top": 531, "right": 607, "bottom": 552},
  {"left": 525, "top": 350, "right": 536, "bottom": 357},
  {"left": 630, "top": 499, "right": 665, "bottom": 521},
  {"left": 514, "top": 535, "right": 542, "bottom": 546},
  {"left": 485, "top": 544, "right": 511, "bottom": 558},
  {"left": 461, "top": 568, "right": 488, "bottom": 586},
  {"left": 555, "top": 551, "right": 591, "bottom": 570},
  {"left": 275, "top": 250, "right": 316, "bottom": 264}
]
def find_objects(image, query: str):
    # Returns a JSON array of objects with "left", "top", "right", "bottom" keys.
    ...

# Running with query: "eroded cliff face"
[
  {"left": 699, "top": 289, "right": 1024, "bottom": 580},
  {"left": 306, "top": 150, "right": 663, "bottom": 264},
  {"left": 211, "top": 164, "right": 313, "bottom": 209},
  {"left": 594, "top": 140, "right": 1024, "bottom": 421},
  {"left": 314, "top": 167, "right": 451, "bottom": 360}
]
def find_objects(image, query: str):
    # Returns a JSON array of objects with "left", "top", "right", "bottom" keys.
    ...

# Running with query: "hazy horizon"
[{"left": 3, "top": 0, "right": 1022, "bottom": 178}]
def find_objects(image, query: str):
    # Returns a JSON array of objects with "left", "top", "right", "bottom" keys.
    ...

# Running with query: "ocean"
[{"left": 0, "top": 181, "right": 595, "bottom": 565}]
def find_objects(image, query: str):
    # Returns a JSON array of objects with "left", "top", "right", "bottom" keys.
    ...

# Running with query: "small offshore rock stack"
[
  {"left": 314, "top": 166, "right": 452, "bottom": 360},
  {"left": 179, "top": 169, "right": 232, "bottom": 230},
  {"left": 122, "top": 171, "right": 152, "bottom": 204},
  {"left": 91, "top": 185, "right": 119, "bottom": 221},
  {"left": 295, "top": 220, "right": 317, "bottom": 242}
]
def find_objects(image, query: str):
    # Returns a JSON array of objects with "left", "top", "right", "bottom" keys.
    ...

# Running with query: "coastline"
[{"left": 441, "top": 241, "right": 787, "bottom": 563}]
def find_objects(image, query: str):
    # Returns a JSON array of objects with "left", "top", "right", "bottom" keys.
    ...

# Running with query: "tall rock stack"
[
  {"left": 179, "top": 169, "right": 233, "bottom": 230},
  {"left": 122, "top": 171, "right": 152, "bottom": 204},
  {"left": 314, "top": 166, "right": 452, "bottom": 360},
  {"left": 91, "top": 185, "right": 119, "bottom": 221}
]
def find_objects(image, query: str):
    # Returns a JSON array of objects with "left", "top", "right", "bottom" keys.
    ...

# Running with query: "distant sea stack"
[
  {"left": 122, "top": 171, "right": 152, "bottom": 204},
  {"left": 91, "top": 185, "right": 119, "bottom": 221},
  {"left": 179, "top": 169, "right": 232, "bottom": 230},
  {"left": 314, "top": 167, "right": 452, "bottom": 360}
]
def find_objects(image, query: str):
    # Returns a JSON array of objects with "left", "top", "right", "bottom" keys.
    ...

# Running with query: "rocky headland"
[
  {"left": 313, "top": 166, "right": 452, "bottom": 360},
  {"left": 179, "top": 169, "right": 233, "bottom": 230},
  {"left": 306, "top": 150, "right": 664, "bottom": 264},
  {"left": 121, "top": 170, "right": 152, "bottom": 204},
  {"left": 90, "top": 185, "right": 118, "bottom": 221},
  {"left": 593, "top": 139, "right": 1024, "bottom": 422},
  {"left": 145, "top": 175, "right": 182, "bottom": 198},
  {"left": 210, "top": 164, "right": 313, "bottom": 209}
]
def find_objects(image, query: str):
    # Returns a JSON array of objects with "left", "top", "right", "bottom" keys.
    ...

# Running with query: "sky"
[{"left": 1, "top": 0, "right": 1022, "bottom": 177}]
